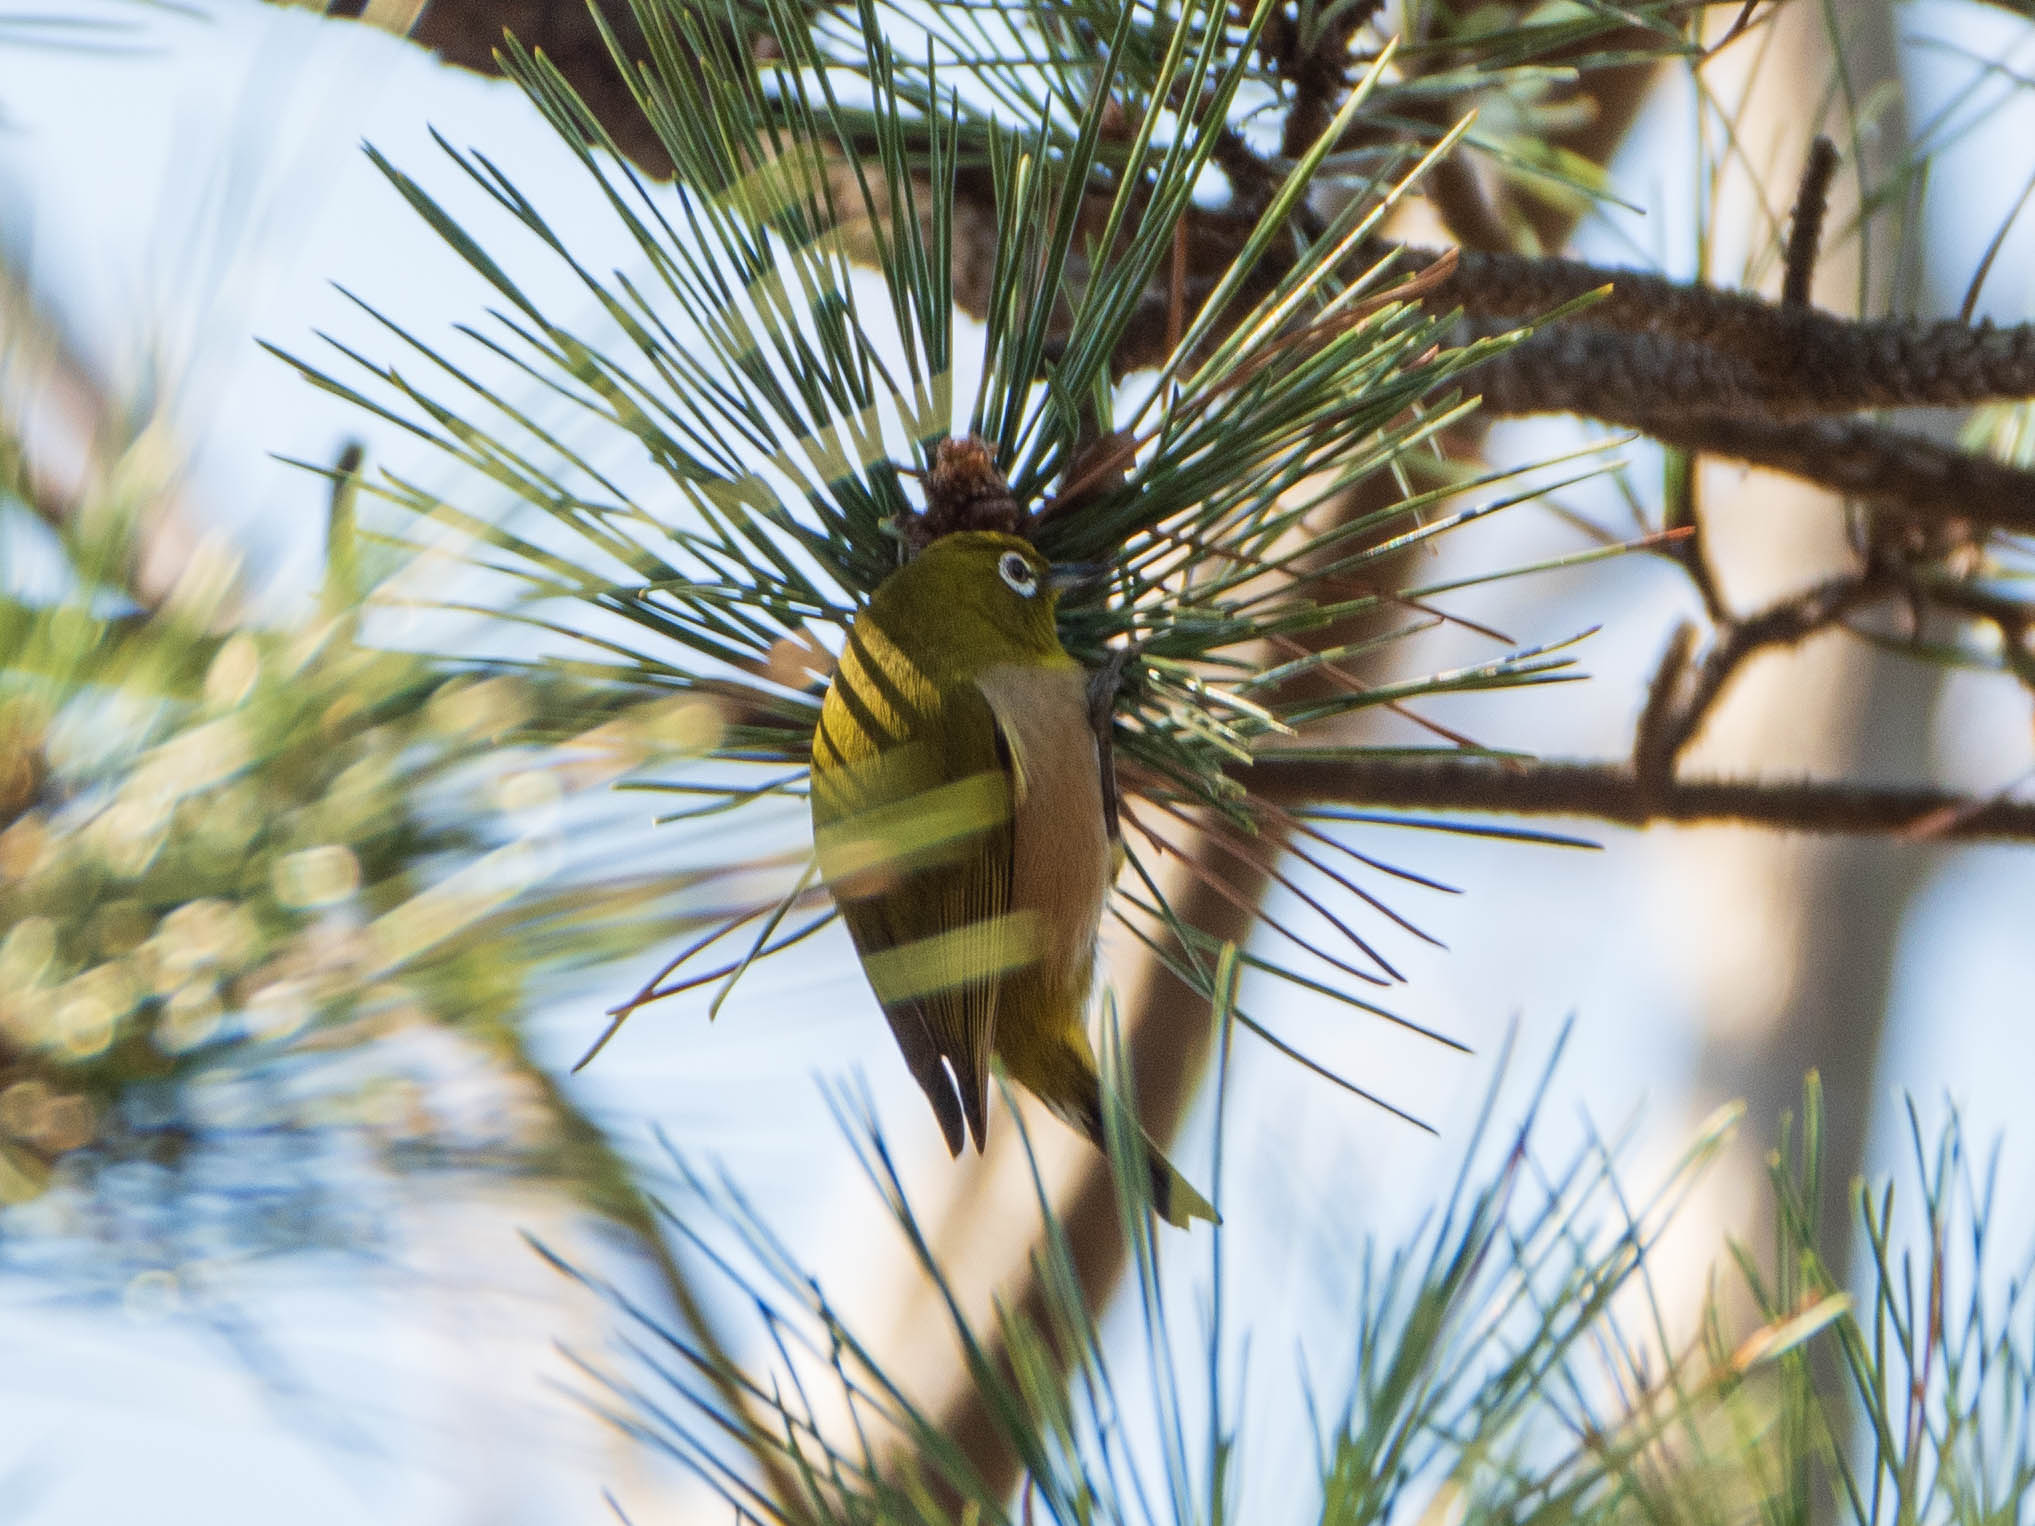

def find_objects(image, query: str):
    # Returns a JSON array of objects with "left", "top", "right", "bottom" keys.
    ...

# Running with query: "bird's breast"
[{"left": 973, "top": 662, "right": 1111, "bottom": 998}]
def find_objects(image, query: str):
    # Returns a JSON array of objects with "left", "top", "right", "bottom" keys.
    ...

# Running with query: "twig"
[
  {"left": 1240, "top": 753, "right": 2035, "bottom": 840},
  {"left": 1633, "top": 574, "right": 1888, "bottom": 793},
  {"left": 1960, "top": 158, "right": 2035, "bottom": 323},
  {"left": 1708, "top": 0, "right": 1770, "bottom": 54},
  {"left": 1633, "top": 621, "right": 1698, "bottom": 794},
  {"left": 1422, "top": 150, "right": 1517, "bottom": 256},
  {"left": 1261, "top": 0, "right": 1381, "bottom": 159},
  {"left": 1659, "top": 447, "right": 1728, "bottom": 622},
  {"left": 1781, "top": 136, "right": 1839, "bottom": 308}
]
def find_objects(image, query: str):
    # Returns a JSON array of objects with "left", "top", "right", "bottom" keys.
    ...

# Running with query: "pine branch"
[
  {"left": 1457, "top": 315, "right": 2035, "bottom": 425},
  {"left": 1419, "top": 242, "right": 2035, "bottom": 403},
  {"left": 295, "top": 1, "right": 2035, "bottom": 537},
  {"left": 1619, "top": 412, "right": 2035, "bottom": 536},
  {"left": 1241, "top": 753, "right": 2035, "bottom": 840}
]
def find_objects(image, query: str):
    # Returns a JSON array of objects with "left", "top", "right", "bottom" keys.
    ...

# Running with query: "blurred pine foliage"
[
  {"left": 0, "top": 404, "right": 723, "bottom": 1261},
  {"left": 558, "top": 1064, "right": 2035, "bottom": 1526}
]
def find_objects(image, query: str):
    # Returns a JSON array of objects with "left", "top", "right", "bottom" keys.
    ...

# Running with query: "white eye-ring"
[{"left": 997, "top": 550, "right": 1039, "bottom": 597}]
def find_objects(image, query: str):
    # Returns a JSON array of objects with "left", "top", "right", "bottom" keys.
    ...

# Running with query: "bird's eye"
[{"left": 997, "top": 551, "right": 1039, "bottom": 597}]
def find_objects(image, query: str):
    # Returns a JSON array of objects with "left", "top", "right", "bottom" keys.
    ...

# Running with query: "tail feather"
[
  {"left": 1001, "top": 1026, "right": 1218, "bottom": 1227},
  {"left": 1143, "top": 1139, "right": 1220, "bottom": 1229},
  {"left": 1038, "top": 1059, "right": 1219, "bottom": 1228}
]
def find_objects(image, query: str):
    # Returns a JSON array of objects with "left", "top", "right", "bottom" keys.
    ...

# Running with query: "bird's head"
[{"left": 867, "top": 532, "right": 1068, "bottom": 674}]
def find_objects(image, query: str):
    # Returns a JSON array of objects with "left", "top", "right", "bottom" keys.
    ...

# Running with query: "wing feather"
[{"left": 811, "top": 632, "right": 1014, "bottom": 1153}]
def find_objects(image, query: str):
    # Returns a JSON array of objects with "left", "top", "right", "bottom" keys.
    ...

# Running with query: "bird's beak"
[{"left": 1050, "top": 562, "right": 1107, "bottom": 596}]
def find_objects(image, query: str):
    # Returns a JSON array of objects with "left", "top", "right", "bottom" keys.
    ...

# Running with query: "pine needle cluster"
[
  {"left": 277, "top": 0, "right": 1684, "bottom": 1078},
  {"left": 551, "top": 1057, "right": 2035, "bottom": 1526}
]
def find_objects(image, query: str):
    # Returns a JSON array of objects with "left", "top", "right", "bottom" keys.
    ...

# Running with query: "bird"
[{"left": 808, "top": 529, "right": 1217, "bottom": 1227}]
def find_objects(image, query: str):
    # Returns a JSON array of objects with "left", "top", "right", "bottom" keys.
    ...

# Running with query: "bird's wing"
[
  {"left": 810, "top": 669, "right": 1019, "bottom": 1155},
  {"left": 974, "top": 662, "right": 1111, "bottom": 999}
]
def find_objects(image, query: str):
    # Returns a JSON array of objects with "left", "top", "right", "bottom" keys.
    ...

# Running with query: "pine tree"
[{"left": 5, "top": 0, "right": 2035, "bottom": 1518}]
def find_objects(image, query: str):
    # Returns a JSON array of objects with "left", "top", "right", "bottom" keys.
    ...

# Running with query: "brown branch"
[
  {"left": 1634, "top": 575, "right": 1889, "bottom": 792},
  {"left": 1398, "top": 238, "right": 2035, "bottom": 417},
  {"left": 298, "top": 3, "right": 2035, "bottom": 443},
  {"left": 1620, "top": 412, "right": 2035, "bottom": 537},
  {"left": 1781, "top": 136, "right": 1840, "bottom": 309},
  {"left": 1444, "top": 317, "right": 2035, "bottom": 536},
  {"left": 1422, "top": 154, "right": 1519, "bottom": 257},
  {"left": 1457, "top": 312, "right": 2035, "bottom": 423},
  {"left": 323, "top": 0, "right": 674, "bottom": 173},
  {"left": 1452, "top": 319, "right": 2035, "bottom": 535},
  {"left": 1633, "top": 620, "right": 1698, "bottom": 791},
  {"left": 1240, "top": 753, "right": 2035, "bottom": 840},
  {"left": 1258, "top": 0, "right": 1382, "bottom": 160},
  {"left": 308, "top": 2, "right": 2035, "bottom": 479}
]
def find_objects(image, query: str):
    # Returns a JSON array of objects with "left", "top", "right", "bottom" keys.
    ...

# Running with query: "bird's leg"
[
  {"left": 1086, "top": 642, "right": 1138, "bottom": 732},
  {"left": 1086, "top": 642, "right": 1142, "bottom": 854}
]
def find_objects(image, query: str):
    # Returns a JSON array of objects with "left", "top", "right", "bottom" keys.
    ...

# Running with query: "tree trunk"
[{"left": 1648, "top": 0, "right": 1928, "bottom": 1320}]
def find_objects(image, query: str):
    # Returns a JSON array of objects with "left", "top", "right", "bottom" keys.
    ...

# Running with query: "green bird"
[{"left": 809, "top": 530, "right": 1218, "bottom": 1227}]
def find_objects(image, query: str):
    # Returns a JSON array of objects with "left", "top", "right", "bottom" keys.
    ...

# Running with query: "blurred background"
[{"left": 3, "top": 2, "right": 2034, "bottom": 1521}]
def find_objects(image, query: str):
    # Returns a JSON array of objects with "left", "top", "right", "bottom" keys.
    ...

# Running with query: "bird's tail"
[
  {"left": 1043, "top": 1057, "right": 1219, "bottom": 1228},
  {"left": 1141, "top": 1138, "right": 1219, "bottom": 1229}
]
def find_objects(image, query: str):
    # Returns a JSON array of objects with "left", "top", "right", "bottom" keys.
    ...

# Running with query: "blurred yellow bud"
[
  {"left": 38, "top": 1093, "right": 95, "bottom": 1154},
  {"left": 427, "top": 676, "right": 530, "bottom": 741},
  {"left": 0, "top": 1142, "right": 49, "bottom": 1205},
  {"left": 158, "top": 981, "right": 224, "bottom": 1054},
  {"left": 640, "top": 697, "right": 724, "bottom": 754},
  {"left": 493, "top": 768, "right": 564, "bottom": 817},
  {"left": 0, "top": 917, "right": 56, "bottom": 988},
  {"left": 93, "top": 792, "right": 171, "bottom": 877},
  {"left": 135, "top": 716, "right": 249, "bottom": 803},
  {"left": 272, "top": 845, "right": 363, "bottom": 909},
  {"left": 162, "top": 536, "right": 242, "bottom": 628},
  {"left": 91, "top": 899, "right": 151, "bottom": 958},
  {"left": 56, "top": 997, "right": 117, "bottom": 1059},
  {"left": 203, "top": 633, "right": 262, "bottom": 710},
  {"left": 241, "top": 979, "right": 314, "bottom": 1044},
  {"left": 55, "top": 963, "right": 135, "bottom": 1057},
  {"left": 0, "top": 814, "right": 47, "bottom": 881},
  {"left": 153, "top": 899, "right": 259, "bottom": 979},
  {"left": 0, "top": 1079, "right": 50, "bottom": 1138}
]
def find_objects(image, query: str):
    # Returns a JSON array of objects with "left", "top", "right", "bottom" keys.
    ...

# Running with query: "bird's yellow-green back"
[{"left": 809, "top": 533, "right": 1063, "bottom": 1154}]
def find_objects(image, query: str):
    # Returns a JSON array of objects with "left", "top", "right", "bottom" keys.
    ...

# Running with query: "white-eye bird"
[{"left": 809, "top": 530, "right": 1217, "bottom": 1227}]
